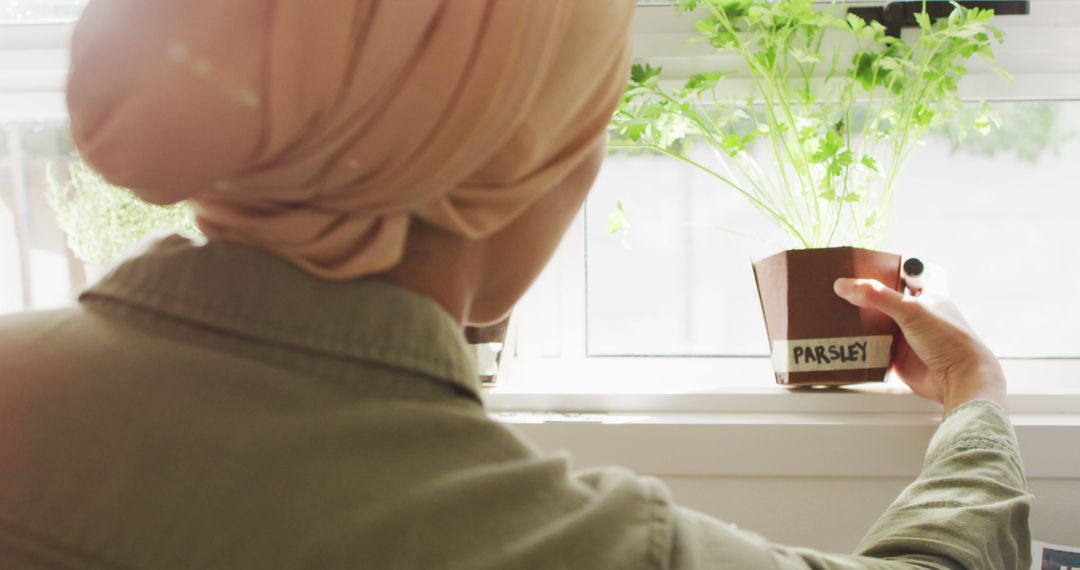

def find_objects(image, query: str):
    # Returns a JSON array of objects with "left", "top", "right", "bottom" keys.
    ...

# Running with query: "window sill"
[
  {"left": 485, "top": 356, "right": 1080, "bottom": 414},
  {"left": 485, "top": 357, "right": 1080, "bottom": 479},
  {"left": 486, "top": 357, "right": 1080, "bottom": 479}
]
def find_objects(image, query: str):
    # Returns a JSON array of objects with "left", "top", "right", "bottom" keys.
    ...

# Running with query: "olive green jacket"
[{"left": 0, "top": 237, "right": 1031, "bottom": 569}]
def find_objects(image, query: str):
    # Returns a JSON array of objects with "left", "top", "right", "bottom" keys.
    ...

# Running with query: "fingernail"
[{"left": 834, "top": 278, "right": 855, "bottom": 299}]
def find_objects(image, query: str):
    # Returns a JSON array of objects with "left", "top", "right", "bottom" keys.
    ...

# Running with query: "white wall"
[{"left": 508, "top": 419, "right": 1080, "bottom": 553}]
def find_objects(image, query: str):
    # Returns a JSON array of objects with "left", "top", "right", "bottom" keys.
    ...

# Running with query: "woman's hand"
[{"left": 833, "top": 273, "right": 1007, "bottom": 415}]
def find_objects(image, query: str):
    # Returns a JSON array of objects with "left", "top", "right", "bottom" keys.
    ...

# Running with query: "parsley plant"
[{"left": 612, "top": 0, "right": 1007, "bottom": 248}]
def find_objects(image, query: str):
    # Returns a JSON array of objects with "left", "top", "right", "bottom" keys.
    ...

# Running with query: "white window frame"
[
  {"left": 490, "top": 207, "right": 1080, "bottom": 415},
  {"left": 0, "top": 23, "right": 70, "bottom": 121}
]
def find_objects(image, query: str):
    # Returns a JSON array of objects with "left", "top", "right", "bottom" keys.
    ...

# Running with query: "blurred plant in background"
[
  {"left": 47, "top": 160, "right": 200, "bottom": 265},
  {"left": 948, "top": 102, "right": 1077, "bottom": 162}
]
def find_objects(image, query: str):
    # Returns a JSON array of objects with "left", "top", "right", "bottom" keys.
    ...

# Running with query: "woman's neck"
[{"left": 376, "top": 222, "right": 478, "bottom": 326}]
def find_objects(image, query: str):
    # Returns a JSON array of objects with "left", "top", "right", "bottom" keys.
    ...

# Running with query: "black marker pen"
[{"left": 903, "top": 257, "right": 926, "bottom": 294}]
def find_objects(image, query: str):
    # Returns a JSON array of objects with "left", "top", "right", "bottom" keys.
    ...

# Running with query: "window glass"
[
  {"left": 584, "top": 100, "right": 1080, "bottom": 358},
  {"left": 0, "top": 0, "right": 86, "bottom": 23},
  {"left": 0, "top": 120, "right": 79, "bottom": 314}
]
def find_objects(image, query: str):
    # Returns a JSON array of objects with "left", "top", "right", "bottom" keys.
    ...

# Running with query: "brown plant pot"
[{"left": 753, "top": 247, "right": 902, "bottom": 387}]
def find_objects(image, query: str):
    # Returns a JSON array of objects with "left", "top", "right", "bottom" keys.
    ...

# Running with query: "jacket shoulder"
[{"left": 0, "top": 306, "right": 119, "bottom": 388}]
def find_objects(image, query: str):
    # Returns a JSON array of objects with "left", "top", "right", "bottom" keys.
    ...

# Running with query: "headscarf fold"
[{"left": 67, "top": 0, "right": 634, "bottom": 278}]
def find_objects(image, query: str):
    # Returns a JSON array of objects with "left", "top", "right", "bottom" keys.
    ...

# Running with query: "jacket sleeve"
[{"left": 666, "top": 400, "right": 1032, "bottom": 570}]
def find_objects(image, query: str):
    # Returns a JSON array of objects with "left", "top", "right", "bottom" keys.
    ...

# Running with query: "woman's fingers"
[
  {"left": 892, "top": 333, "right": 940, "bottom": 400},
  {"left": 833, "top": 277, "right": 923, "bottom": 328},
  {"left": 834, "top": 273, "right": 1007, "bottom": 413}
]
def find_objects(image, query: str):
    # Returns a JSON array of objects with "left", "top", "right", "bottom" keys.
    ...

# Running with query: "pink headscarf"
[{"left": 66, "top": 0, "right": 634, "bottom": 279}]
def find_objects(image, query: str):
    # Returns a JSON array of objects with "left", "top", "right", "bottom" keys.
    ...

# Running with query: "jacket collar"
[{"left": 82, "top": 236, "right": 481, "bottom": 400}]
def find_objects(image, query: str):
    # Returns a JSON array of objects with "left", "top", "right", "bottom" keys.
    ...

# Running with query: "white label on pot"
[{"left": 771, "top": 335, "right": 893, "bottom": 373}]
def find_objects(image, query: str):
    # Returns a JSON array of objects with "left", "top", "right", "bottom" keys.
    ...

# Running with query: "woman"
[{"left": 0, "top": 0, "right": 1029, "bottom": 568}]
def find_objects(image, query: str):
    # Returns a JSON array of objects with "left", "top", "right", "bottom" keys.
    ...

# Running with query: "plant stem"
[{"left": 611, "top": 143, "right": 810, "bottom": 247}]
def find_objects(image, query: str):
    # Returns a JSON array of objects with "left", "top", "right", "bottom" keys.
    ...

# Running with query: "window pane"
[
  {"left": 0, "top": 120, "right": 79, "bottom": 315},
  {"left": 0, "top": 0, "right": 85, "bottom": 23},
  {"left": 586, "top": 101, "right": 1080, "bottom": 358}
]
